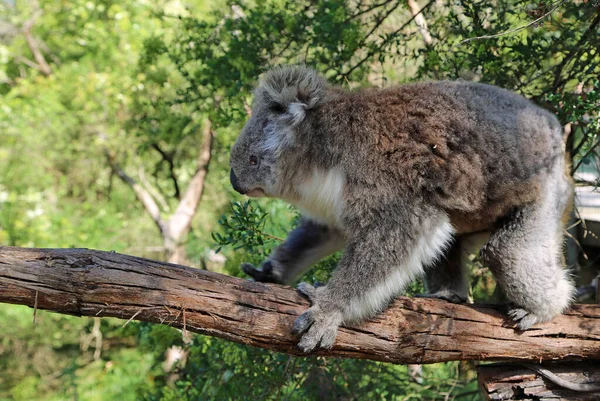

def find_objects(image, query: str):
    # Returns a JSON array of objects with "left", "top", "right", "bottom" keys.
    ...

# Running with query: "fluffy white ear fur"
[{"left": 287, "top": 102, "right": 308, "bottom": 126}]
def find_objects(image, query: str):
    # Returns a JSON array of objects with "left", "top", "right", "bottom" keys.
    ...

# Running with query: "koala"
[{"left": 229, "top": 65, "right": 574, "bottom": 353}]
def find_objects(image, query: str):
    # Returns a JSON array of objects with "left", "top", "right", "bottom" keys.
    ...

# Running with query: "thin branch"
[
  {"left": 459, "top": 0, "right": 565, "bottom": 44},
  {"left": 32, "top": 290, "right": 38, "bottom": 324},
  {"left": 340, "top": 0, "right": 436, "bottom": 79},
  {"left": 104, "top": 149, "right": 166, "bottom": 233},
  {"left": 248, "top": 226, "right": 285, "bottom": 243},
  {"left": 14, "top": 55, "right": 45, "bottom": 71},
  {"left": 137, "top": 164, "right": 171, "bottom": 212},
  {"left": 21, "top": 6, "right": 52, "bottom": 76},
  {"left": 571, "top": 127, "right": 589, "bottom": 160},
  {"left": 516, "top": 10, "right": 600, "bottom": 94},
  {"left": 151, "top": 143, "right": 181, "bottom": 200},
  {"left": 551, "top": 11, "right": 600, "bottom": 91},
  {"left": 363, "top": 1, "right": 402, "bottom": 40},
  {"left": 346, "top": 0, "right": 397, "bottom": 21},
  {"left": 572, "top": 138, "right": 600, "bottom": 175}
]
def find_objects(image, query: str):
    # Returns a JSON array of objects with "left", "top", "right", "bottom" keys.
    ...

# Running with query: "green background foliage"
[{"left": 0, "top": 0, "right": 598, "bottom": 399}]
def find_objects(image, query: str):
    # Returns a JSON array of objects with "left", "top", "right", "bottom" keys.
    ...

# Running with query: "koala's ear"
[{"left": 257, "top": 66, "right": 327, "bottom": 126}]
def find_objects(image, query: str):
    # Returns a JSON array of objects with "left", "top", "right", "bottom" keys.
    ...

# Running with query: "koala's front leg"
[
  {"left": 294, "top": 212, "right": 454, "bottom": 352},
  {"left": 242, "top": 218, "right": 344, "bottom": 285}
]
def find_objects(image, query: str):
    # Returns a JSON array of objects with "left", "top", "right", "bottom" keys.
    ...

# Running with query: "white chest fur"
[{"left": 295, "top": 168, "right": 346, "bottom": 227}]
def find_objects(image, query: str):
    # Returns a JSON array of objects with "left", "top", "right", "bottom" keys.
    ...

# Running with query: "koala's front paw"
[
  {"left": 293, "top": 282, "right": 343, "bottom": 352},
  {"left": 241, "top": 260, "right": 282, "bottom": 284}
]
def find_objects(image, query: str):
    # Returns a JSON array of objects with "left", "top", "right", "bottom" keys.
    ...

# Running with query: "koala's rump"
[{"left": 342, "top": 82, "right": 563, "bottom": 234}]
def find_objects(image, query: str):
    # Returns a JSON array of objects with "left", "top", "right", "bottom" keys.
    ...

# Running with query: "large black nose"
[{"left": 230, "top": 169, "right": 246, "bottom": 194}]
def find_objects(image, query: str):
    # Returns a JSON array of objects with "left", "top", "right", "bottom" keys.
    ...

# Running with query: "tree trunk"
[{"left": 0, "top": 246, "right": 599, "bottom": 364}]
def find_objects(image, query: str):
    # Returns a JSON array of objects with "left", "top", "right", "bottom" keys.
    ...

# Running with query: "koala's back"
[{"left": 324, "top": 81, "right": 566, "bottom": 232}]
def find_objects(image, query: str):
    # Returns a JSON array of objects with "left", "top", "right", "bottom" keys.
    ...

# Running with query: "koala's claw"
[
  {"left": 293, "top": 307, "right": 343, "bottom": 352},
  {"left": 241, "top": 261, "right": 282, "bottom": 284},
  {"left": 297, "top": 282, "right": 318, "bottom": 302},
  {"left": 507, "top": 308, "right": 540, "bottom": 330}
]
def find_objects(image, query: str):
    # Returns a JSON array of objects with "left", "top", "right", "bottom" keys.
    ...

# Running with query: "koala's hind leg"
[
  {"left": 481, "top": 170, "right": 574, "bottom": 330},
  {"left": 242, "top": 218, "right": 345, "bottom": 285},
  {"left": 421, "top": 237, "right": 468, "bottom": 304}
]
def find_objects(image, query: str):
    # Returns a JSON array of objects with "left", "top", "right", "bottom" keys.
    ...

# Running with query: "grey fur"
[
  {"left": 421, "top": 238, "right": 469, "bottom": 304},
  {"left": 229, "top": 66, "right": 575, "bottom": 352}
]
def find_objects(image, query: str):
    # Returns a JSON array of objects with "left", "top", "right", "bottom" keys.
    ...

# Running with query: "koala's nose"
[{"left": 230, "top": 169, "right": 245, "bottom": 194}]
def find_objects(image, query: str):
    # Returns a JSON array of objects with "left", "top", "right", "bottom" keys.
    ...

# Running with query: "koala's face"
[
  {"left": 230, "top": 66, "right": 326, "bottom": 199},
  {"left": 229, "top": 104, "right": 283, "bottom": 198}
]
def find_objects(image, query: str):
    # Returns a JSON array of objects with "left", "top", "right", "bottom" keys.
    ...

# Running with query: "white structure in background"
[{"left": 574, "top": 162, "right": 600, "bottom": 248}]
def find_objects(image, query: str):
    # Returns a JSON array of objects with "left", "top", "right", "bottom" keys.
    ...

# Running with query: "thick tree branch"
[{"left": 0, "top": 246, "right": 599, "bottom": 364}]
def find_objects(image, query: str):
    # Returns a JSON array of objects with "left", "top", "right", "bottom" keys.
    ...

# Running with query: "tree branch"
[
  {"left": 407, "top": 0, "right": 433, "bottom": 46},
  {"left": 339, "top": 0, "right": 436, "bottom": 80},
  {"left": 0, "top": 246, "right": 599, "bottom": 364},
  {"left": 104, "top": 150, "right": 165, "bottom": 233},
  {"left": 459, "top": 0, "right": 566, "bottom": 45},
  {"left": 551, "top": 11, "right": 600, "bottom": 91},
  {"left": 151, "top": 143, "right": 181, "bottom": 200},
  {"left": 137, "top": 163, "right": 171, "bottom": 212},
  {"left": 165, "top": 120, "right": 213, "bottom": 245},
  {"left": 21, "top": 7, "right": 52, "bottom": 77}
]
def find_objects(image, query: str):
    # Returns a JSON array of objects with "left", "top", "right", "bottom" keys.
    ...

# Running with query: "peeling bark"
[{"left": 0, "top": 246, "right": 599, "bottom": 364}]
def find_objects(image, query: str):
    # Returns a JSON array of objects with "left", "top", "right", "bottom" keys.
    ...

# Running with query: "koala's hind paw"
[
  {"left": 507, "top": 308, "right": 540, "bottom": 330},
  {"left": 293, "top": 306, "right": 343, "bottom": 352},
  {"left": 241, "top": 261, "right": 282, "bottom": 284}
]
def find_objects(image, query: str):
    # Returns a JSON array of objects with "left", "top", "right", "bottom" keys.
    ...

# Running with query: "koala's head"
[{"left": 229, "top": 66, "right": 327, "bottom": 198}]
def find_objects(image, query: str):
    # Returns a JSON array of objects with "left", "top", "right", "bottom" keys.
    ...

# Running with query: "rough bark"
[
  {"left": 478, "top": 363, "right": 600, "bottom": 400},
  {"left": 0, "top": 246, "right": 599, "bottom": 364}
]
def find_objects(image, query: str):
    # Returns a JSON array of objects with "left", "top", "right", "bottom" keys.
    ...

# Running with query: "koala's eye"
[
  {"left": 249, "top": 155, "right": 259, "bottom": 166},
  {"left": 269, "top": 103, "right": 286, "bottom": 113}
]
